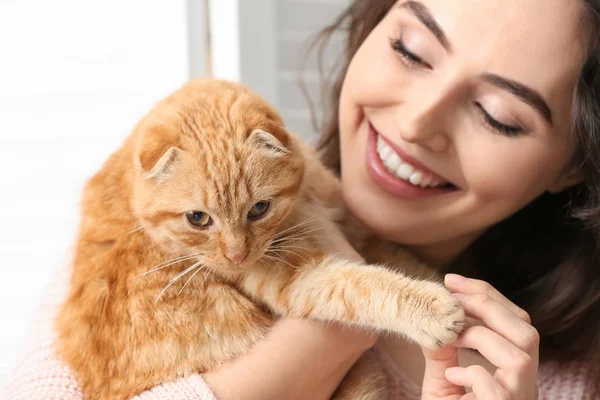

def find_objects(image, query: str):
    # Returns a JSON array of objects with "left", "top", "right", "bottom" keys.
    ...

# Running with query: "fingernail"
[
  {"left": 445, "top": 367, "right": 462, "bottom": 378},
  {"left": 445, "top": 273, "right": 465, "bottom": 285},
  {"left": 452, "top": 293, "right": 468, "bottom": 301}
]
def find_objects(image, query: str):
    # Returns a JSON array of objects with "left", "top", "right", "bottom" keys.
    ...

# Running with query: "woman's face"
[{"left": 339, "top": 0, "right": 589, "bottom": 265}]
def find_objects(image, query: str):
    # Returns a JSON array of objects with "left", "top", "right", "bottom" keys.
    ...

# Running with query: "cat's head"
[{"left": 131, "top": 79, "right": 305, "bottom": 273}]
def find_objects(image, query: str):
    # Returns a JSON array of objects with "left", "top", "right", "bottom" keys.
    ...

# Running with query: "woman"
[{"left": 4, "top": 0, "right": 599, "bottom": 398}]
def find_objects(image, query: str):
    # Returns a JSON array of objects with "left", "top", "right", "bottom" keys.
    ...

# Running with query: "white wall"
[
  {"left": 273, "top": 0, "right": 349, "bottom": 142},
  {"left": 0, "top": 0, "right": 189, "bottom": 387},
  {"left": 206, "top": 0, "right": 349, "bottom": 142}
]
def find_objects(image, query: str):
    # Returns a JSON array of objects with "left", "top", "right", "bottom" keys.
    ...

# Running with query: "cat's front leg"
[{"left": 238, "top": 257, "right": 465, "bottom": 349}]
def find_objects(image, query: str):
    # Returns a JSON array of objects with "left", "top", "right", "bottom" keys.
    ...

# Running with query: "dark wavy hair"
[{"left": 308, "top": 0, "right": 600, "bottom": 362}]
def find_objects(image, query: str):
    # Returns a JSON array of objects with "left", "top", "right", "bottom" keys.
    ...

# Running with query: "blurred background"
[{"left": 0, "top": 0, "right": 348, "bottom": 387}]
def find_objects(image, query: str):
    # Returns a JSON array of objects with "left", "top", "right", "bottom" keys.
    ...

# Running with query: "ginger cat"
[{"left": 56, "top": 79, "right": 464, "bottom": 400}]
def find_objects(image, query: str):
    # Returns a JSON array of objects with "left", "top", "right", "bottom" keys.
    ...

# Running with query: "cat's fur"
[{"left": 56, "top": 79, "right": 464, "bottom": 400}]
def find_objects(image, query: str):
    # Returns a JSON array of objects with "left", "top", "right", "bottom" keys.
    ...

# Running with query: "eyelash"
[
  {"left": 475, "top": 103, "right": 524, "bottom": 137},
  {"left": 390, "top": 38, "right": 430, "bottom": 69}
]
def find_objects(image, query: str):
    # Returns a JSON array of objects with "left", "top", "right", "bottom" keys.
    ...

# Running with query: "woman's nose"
[{"left": 395, "top": 81, "right": 459, "bottom": 153}]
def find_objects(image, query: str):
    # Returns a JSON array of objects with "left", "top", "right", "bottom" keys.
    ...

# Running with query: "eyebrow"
[
  {"left": 399, "top": 0, "right": 554, "bottom": 125},
  {"left": 482, "top": 74, "right": 553, "bottom": 125},
  {"left": 400, "top": 1, "right": 451, "bottom": 52}
]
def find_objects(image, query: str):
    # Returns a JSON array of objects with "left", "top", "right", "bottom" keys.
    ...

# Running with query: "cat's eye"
[
  {"left": 248, "top": 201, "right": 271, "bottom": 220},
  {"left": 186, "top": 211, "right": 212, "bottom": 228}
]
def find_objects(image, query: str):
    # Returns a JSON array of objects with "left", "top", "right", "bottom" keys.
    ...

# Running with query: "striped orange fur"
[{"left": 56, "top": 79, "right": 464, "bottom": 400}]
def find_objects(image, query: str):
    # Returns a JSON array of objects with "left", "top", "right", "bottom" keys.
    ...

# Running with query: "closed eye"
[
  {"left": 390, "top": 37, "right": 431, "bottom": 69},
  {"left": 474, "top": 102, "right": 525, "bottom": 137}
]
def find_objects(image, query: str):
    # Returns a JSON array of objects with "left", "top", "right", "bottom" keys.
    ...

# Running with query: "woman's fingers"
[
  {"left": 421, "top": 346, "right": 465, "bottom": 399},
  {"left": 455, "top": 325, "right": 530, "bottom": 372},
  {"left": 455, "top": 325, "right": 538, "bottom": 393},
  {"left": 445, "top": 274, "right": 531, "bottom": 324},
  {"left": 445, "top": 366, "right": 511, "bottom": 400},
  {"left": 444, "top": 276, "right": 540, "bottom": 399},
  {"left": 453, "top": 292, "right": 540, "bottom": 355}
]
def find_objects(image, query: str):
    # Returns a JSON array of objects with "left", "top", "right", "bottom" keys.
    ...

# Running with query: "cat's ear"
[
  {"left": 249, "top": 128, "right": 290, "bottom": 158},
  {"left": 142, "top": 146, "right": 181, "bottom": 179},
  {"left": 136, "top": 128, "right": 182, "bottom": 179}
]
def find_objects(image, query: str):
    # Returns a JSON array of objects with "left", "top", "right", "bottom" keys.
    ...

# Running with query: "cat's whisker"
[
  {"left": 125, "top": 225, "right": 147, "bottom": 235},
  {"left": 268, "top": 248, "right": 310, "bottom": 264},
  {"left": 268, "top": 244, "right": 312, "bottom": 253},
  {"left": 155, "top": 261, "right": 203, "bottom": 304},
  {"left": 272, "top": 222, "right": 322, "bottom": 240},
  {"left": 129, "top": 256, "right": 199, "bottom": 298},
  {"left": 207, "top": 266, "right": 217, "bottom": 282},
  {"left": 177, "top": 263, "right": 208, "bottom": 295},
  {"left": 132, "top": 255, "right": 200, "bottom": 291},
  {"left": 270, "top": 235, "right": 324, "bottom": 247},
  {"left": 262, "top": 254, "right": 280, "bottom": 264},
  {"left": 269, "top": 234, "right": 324, "bottom": 251},
  {"left": 263, "top": 252, "right": 299, "bottom": 270},
  {"left": 271, "top": 225, "right": 325, "bottom": 241},
  {"left": 269, "top": 230, "right": 324, "bottom": 247},
  {"left": 146, "top": 254, "right": 199, "bottom": 272},
  {"left": 271, "top": 219, "right": 314, "bottom": 238},
  {"left": 261, "top": 256, "right": 275, "bottom": 266},
  {"left": 137, "top": 254, "right": 201, "bottom": 278},
  {"left": 270, "top": 218, "right": 318, "bottom": 240}
]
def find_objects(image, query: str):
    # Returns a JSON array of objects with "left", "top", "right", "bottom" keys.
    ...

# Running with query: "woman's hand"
[{"left": 421, "top": 274, "right": 540, "bottom": 399}]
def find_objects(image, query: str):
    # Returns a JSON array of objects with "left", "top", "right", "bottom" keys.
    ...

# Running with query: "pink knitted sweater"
[{"left": 2, "top": 265, "right": 598, "bottom": 400}]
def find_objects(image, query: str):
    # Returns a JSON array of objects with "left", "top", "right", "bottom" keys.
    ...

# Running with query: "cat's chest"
[{"left": 125, "top": 265, "right": 273, "bottom": 373}]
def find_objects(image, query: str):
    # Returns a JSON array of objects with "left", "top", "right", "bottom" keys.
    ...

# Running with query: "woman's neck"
[{"left": 406, "top": 230, "right": 483, "bottom": 272}]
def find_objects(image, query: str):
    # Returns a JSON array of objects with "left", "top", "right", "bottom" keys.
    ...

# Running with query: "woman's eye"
[
  {"left": 390, "top": 38, "right": 431, "bottom": 69},
  {"left": 248, "top": 201, "right": 271, "bottom": 220},
  {"left": 475, "top": 103, "right": 525, "bottom": 137},
  {"left": 186, "top": 211, "right": 212, "bottom": 228}
]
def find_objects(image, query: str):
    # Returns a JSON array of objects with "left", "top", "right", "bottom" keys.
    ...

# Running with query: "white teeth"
[
  {"left": 409, "top": 172, "right": 423, "bottom": 185},
  {"left": 396, "top": 163, "right": 413, "bottom": 180},
  {"left": 385, "top": 152, "right": 401, "bottom": 171},
  {"left": 376, "top": 133, "right": 448, "bottom": 189},
  {"left": 381, "top": 145, "right": 392, "bottom": 159},
  {"left": 377, "top": 134, "right": 385, "bottom": 150}
]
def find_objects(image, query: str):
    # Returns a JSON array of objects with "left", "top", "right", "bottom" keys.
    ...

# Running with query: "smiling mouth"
[
  {"left": 364, "top": 123, "right": 458, "bottom": 198},
  {"left": 376, "top": 135, "right": 451, "bottom": 189},
  {"left": 373, "top": 125, "right": 456, "bottom": 190}
]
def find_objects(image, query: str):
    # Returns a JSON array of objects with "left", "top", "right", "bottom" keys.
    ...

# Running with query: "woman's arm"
[
  {"left": 204, "top": 319, "right": 376, "bottom": 400},
  {"left": 204, "top": 234, "right": 376, "bottom": 400}
]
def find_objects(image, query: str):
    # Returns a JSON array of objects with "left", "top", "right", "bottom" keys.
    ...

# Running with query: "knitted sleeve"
[
  {"left": 537, "top": 359, "right": 600, "bottom": 400},
  {"left": 0, "top": 264, "right": 217, "bottom": 400},
  {"left": 374, "top": 344, "right": 599, "bottom": 399}
]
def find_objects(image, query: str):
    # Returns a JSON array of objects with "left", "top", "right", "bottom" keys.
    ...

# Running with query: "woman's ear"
[{"left": 548, "top": 165, "right": 583, "bottom": 193}]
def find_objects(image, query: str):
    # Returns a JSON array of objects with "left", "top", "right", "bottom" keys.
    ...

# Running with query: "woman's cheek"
[{"left": 460, "top": 143, "right": 552, "bottom": 221}]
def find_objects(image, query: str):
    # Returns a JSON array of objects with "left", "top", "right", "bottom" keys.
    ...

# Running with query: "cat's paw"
[{"left": 401, "top": 281, "right": 465, "bottom": 349}]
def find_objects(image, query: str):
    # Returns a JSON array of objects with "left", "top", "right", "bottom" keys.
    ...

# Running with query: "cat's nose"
[{"left": 226, "top": 249, "right": 249, "bottom": 265}]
